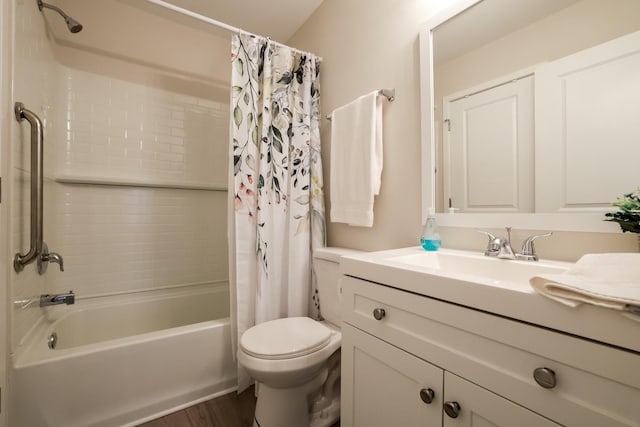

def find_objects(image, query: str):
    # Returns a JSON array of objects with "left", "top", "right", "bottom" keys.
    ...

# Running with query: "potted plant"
[{"left": 605, "top": 188, "right": 640, "bottom": 237}]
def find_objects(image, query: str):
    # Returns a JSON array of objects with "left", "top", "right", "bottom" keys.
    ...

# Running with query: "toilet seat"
[{"left": 241, "top": 317, "right": 332, "bottom": 360}]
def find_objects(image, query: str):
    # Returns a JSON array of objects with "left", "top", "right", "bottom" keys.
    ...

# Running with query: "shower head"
[{"left": 37, "top": 0, "right": 83, "bottom": 33}]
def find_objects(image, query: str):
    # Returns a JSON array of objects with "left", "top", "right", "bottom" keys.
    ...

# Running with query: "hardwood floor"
[
  {"left": 138, "top": 386, "right": 340, "bottom": 427},
  {"left": 139, "top": 386, "right": 257, "bottom": 427}
]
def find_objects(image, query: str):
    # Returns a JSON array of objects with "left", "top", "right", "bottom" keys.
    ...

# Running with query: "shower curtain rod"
[{"left": 144, "top": 0, "right": 323, "bottom": 61}]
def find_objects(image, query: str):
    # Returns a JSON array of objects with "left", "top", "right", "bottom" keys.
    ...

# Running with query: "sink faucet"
[
  {"left": 478, "top": 227, "right": 552, "bottom": 261},
  {"left": 40, "top": 291, "right": 75, "bottom": 307}
]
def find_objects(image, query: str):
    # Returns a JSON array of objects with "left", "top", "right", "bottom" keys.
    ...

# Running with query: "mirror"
[{"left": 419, "top": 0, "right": 640, "bottom": 231}]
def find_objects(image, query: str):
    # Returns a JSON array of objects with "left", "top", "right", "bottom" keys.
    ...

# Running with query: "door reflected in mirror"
[{"left": 429, "top": 0, "right": 640, "bottom": 215}]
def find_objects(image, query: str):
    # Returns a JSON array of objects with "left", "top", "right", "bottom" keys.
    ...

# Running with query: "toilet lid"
[{"left": 240, "top": 317, "right": 332, "bottom": 360}]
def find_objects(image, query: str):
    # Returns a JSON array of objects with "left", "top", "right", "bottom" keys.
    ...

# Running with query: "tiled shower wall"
[
  {"left": 46, "top": 68, "right": 230, "bottom": 297},
  {"left": 12, "top": 0, "right": 230, "bottom": 348},
  {"left": 57, "top": 70, "right": 228, "bottom": 184}
]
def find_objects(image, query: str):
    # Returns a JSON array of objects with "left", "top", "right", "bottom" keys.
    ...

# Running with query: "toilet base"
[{"left": 253, "top": 368, "right": 328, "bottom": 427}]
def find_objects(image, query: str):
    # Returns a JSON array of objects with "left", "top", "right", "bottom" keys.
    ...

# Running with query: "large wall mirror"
[{"left": 419, "top": 0, "right": 640, "bottom": 231}]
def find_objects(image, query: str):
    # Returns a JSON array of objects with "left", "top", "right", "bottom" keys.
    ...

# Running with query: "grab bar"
[
  {"left": 14, "top": 102, "right": 44, "bottom": 272},
  {"left": 13, "top": 102, "right": 64, "bottom": 274}
]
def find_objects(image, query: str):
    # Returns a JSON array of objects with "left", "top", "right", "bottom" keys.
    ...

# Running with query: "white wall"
[{"left": 289, "top": 0, "right": 638, "bottom": 259}]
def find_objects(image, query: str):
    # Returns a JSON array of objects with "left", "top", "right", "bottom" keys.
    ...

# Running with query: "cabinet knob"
[
  {"left": 372, "top": 307, "right": 386, "bottom": 320},
  {"left": 533, "top": 367, "right": 557, "bottom": 389},
  {"left": 443, "top": 401, "right": 461, "bottom": 418},
  {"left": 419, "top": 388, "right": 435, "bottom": 404}
]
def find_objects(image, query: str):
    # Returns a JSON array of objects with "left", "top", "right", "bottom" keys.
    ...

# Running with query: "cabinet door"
[
  {"left": 442, "top": 372, "right": 559, "bottom": 427},
  {"left": 341, "top": 324, "right": 443, "bottom": 427}
]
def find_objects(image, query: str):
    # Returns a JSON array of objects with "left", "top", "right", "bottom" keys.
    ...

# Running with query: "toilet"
[{"left": 237, "top": 247, "right": 362, "bottom": 427}]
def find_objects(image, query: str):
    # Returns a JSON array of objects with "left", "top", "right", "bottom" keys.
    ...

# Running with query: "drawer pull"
[
  {"left": 443, "top": 401, "right": 461, "bottom": 418},
  {"left": 533, "top": 367, "right": 557, "bottom": 389},
  {"left": 372, "top": 307, "right": 386, "bottom": 320},
  {"left": 419, "top": 388, "right": 435, "bottom": 404}
]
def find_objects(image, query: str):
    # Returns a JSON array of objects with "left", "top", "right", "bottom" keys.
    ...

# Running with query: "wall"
[
  {"left": 54, "top": 0, "right": 231, "bottom": 92},
  {"left": 289, "top": 0, "right": 457, "bottom": 251},
  {"left": 436, "top": 0, "right": 640, "bottom": 102},
  {"left": 289, "top": 0, "right": 638, "bottom": 259},
  {"left": 9, "top": 0, "right": 230, "bottom": 351}
]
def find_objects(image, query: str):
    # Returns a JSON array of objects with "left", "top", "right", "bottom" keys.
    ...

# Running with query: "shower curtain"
[{"left": 229, "top": 32, "right": 325, "bottom": 391}]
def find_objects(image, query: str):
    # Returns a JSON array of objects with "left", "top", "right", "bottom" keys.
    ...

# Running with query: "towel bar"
[{"left": 325, "top": 89, "right": 395, "bottom": 120}]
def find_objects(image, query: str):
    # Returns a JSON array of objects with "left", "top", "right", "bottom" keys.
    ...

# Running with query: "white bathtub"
[{"left": 10, "top": 283, "right": 236, "bottom": 427}]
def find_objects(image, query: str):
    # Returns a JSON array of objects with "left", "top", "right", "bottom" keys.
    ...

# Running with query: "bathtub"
[{"left": 10, "top": 283, "right": 236, "bottom": 427}]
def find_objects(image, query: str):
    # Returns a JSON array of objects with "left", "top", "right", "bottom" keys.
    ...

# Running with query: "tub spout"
[{"left": 40, "top": 291, "right": 75, "bottom": 307}]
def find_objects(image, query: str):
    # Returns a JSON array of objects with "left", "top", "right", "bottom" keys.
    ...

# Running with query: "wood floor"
[
  {"left": 139, "top": 387, "right": 257, "bottom": 427},
  {"left": 138, "top": 386, "right": 340, "bottom": 427}
]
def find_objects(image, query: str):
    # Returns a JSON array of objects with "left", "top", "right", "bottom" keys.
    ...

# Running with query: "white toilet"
[{"left": 238, "top": 247, "right": 362, "bottom": 427}]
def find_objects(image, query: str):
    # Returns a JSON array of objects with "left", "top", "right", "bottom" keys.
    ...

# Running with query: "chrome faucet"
[
  {"left": 37, "top": 242, "right": 64, "bottom": 274},
  {"left": 479, "top": 227, "right": 516, "bottom": 259},
  {"left": 478, "top": 227, "right": 552, "bottom": 261},
  {"left": 40, "top": 291, "right": 75, "bottom": 307},
  {"left": 517, "top": 232, "right": 553, "bottom": 261}
]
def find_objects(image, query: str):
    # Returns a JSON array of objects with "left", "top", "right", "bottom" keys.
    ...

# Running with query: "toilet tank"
[{"left": 313, "top": 247, "right": 364, "bottom": 325}]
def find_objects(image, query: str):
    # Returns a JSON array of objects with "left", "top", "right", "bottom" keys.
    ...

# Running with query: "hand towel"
[
  {"left": 329, "top": 91, "right": 383, "bottom": 227},
  {"left": 530, "top": 253, "right": 640, "bottom": 320}
]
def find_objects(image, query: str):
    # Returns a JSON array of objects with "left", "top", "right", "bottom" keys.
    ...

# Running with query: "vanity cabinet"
[
  {"left": 342, "top": 324, "right": 559, "bottom": 427},
  {"left": 340, "top": 276, "right": 640, "bottom": 427}
]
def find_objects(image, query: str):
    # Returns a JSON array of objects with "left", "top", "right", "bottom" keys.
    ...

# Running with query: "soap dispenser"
[{"left": 420, "top": 208, "right": 441, "bottom": 251}]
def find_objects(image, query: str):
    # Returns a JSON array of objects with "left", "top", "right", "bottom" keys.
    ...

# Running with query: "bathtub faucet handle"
[
  {"left": 45, "top": 251, "right": 64, "bottom": 271},
  {"left": 38, "top": 242, "right": 64, "bottom": 274}
]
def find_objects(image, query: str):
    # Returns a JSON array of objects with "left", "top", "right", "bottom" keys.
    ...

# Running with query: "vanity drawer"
[{"left": 341, "top": 276, "right": 640, "bottom": 427}]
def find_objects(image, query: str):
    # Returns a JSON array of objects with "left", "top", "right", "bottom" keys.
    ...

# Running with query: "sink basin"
[{"left": 387, "top": 249, "right": 569, "bottom": 285}]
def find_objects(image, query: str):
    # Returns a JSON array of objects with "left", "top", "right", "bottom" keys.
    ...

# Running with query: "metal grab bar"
[
  {"left": 14, "top": 102, "right": 44, "bottom": 272},
  {"left": 14, "top": 102, "right": 65, "bottom": 274}
]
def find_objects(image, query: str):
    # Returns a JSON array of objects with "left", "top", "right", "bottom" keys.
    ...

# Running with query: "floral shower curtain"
[{"left": 229, "top": 32, "right": 325, "bottom": 390}]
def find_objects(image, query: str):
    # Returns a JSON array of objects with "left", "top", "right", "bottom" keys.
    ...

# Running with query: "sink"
[{"left": 387, "top": 249, "right": 569, "bottom": 285}]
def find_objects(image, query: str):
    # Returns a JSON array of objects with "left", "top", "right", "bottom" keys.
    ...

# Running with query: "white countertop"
[{"left": 340, "top": 247, "right": 640, "bottom": 354}]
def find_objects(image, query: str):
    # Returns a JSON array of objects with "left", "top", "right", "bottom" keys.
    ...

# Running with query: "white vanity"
[{"left": 339, "top": 248, "right": 640, "bottom": 426}]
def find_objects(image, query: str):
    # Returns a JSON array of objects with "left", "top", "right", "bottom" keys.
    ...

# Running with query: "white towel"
[
  {"left": 530, "top": 253, "right": 640, "bottom": 320},
  {"left": 329, "top": 91, "right": 383, "bottom": 227}
]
